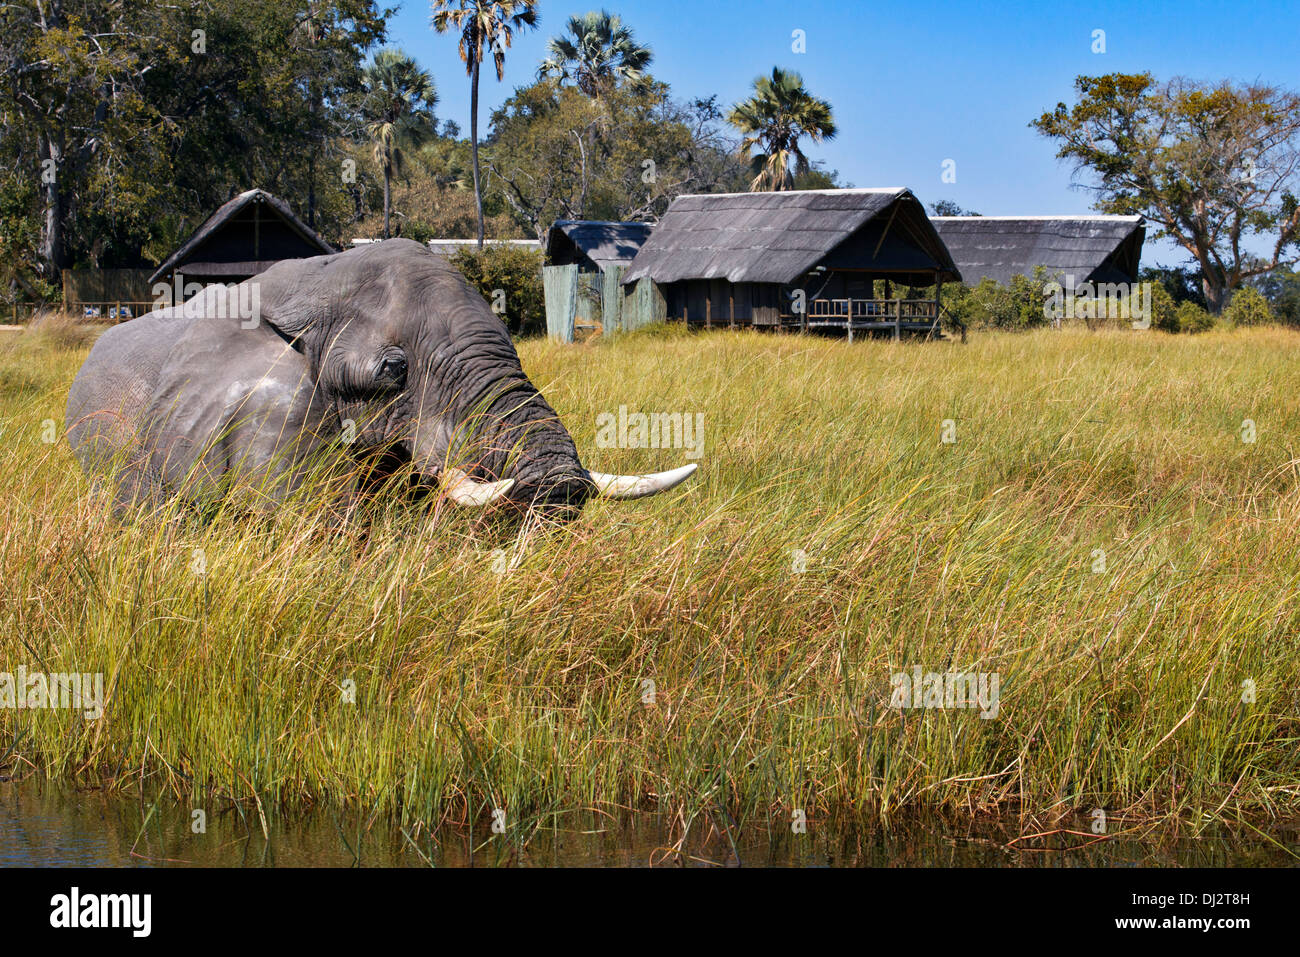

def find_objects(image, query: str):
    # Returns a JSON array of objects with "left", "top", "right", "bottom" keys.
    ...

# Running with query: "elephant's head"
[{"left": 249, "top": 238, "right": 695, "bottom": 517}]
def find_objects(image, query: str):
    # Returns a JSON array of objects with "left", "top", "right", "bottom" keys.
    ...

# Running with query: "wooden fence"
[
  {"left": 58, "top": 268, "right": 158, "bottom": 323},
  {"left": 543, "top": 264, "right": 667, "bottom": 343},
  {"left": 62, "top": 268, "right": 154, "bottom": 307}
]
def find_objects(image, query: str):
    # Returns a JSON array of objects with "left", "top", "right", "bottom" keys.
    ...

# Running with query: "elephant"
[{"left": 64, "top": 238, "right": 696, "bottom": 519}]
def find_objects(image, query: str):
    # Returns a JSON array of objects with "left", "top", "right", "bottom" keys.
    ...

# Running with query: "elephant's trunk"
[
  {"left": 477, "top": 384, "right": 593, "bottom": 516},
  {"left": 408, "top": 378, "right": 590, "bottom": 515},
  {"left": 411, "top": 379, "right": 698, "bottom": 516}
]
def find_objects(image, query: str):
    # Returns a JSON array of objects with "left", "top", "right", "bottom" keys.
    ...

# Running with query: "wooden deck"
[
  {"left": 676, "top": 292, "right": 943, "bottom": 341},
  {"left": 785, "top": 298, "right": 940, "bottom": 340}
]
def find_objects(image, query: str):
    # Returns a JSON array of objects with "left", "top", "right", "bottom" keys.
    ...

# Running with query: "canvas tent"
[
  {"left": 929, "top": 215, "right": 1145, "bottom": 287},
  {"left": 621, "top": 188, "right": 961, "bottom": 336}
]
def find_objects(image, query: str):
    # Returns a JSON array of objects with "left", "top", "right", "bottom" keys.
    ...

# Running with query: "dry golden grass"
[{"left": 1, "top": 320, "right": 1298, "bottom": 837}]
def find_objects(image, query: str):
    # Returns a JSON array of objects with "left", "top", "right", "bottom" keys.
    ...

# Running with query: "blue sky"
[{"left": 382, "top": 0, "right": 1300, "bottom": 266}]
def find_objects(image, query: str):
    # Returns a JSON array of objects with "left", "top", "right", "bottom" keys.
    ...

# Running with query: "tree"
[
  {"left": 430, "top": 0, "right": 539, "bottom": 248},
  {"left": 288, "top": 1, "right": 392, "bottom": 230},
  {"left": 359, "top": 49, "right": 438, "bottom": 238},
  {"left": 346, "top": 132, "right": 522, "bottom": 241},
  {"left": 1139, "top": 265, "right": 1207, "bottom": 309},
  {"left": 1222, "top": 285, "right": 1273, "bottom": 326},
  {"left": 1033, "top": 74, "right": 1300, "bottom": 312},
  {"left": 0, "top": 0, "right": 177, "bottom": 276},
  {"left": 726, "top": 67, "right": 837, "bottom": 192},
  {"left": 1255, "top": 268, "right": 1300, "bottom": 325},
  {"left": 486, "top": 78, "right": 748, "bottom": 237},
  {"left": 537, "top": 9, "right": 652, "bottom": 99},
  {"left": 142, "top": 0, "right": 388, "bottom": 258},
  {"left": 0, "top": 0, "right": 389, "bottom": 277},
  {"left": 930, "top": 200, "right": 979, "bottom": 216}
]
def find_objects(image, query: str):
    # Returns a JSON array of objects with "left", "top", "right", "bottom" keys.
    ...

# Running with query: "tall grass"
[{"left": 1, "top": 321, "right": 1298, "bottom": 837}]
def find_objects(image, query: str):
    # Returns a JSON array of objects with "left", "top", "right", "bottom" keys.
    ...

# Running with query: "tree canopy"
[
  {"left": 0, "top": 4, "right": 843, "bottom": 298},
  {"left": 537, "top": 9, "right": 653, "bottom": 98},
  {"left": 727, "top": 67, "right": 837, "bottom": 192},
  {"left": 0, "top": 0, "right": 389, "bottom": 279},
  {"left": 1033, "top": 73, "right": 1300, "bottom": 312}
]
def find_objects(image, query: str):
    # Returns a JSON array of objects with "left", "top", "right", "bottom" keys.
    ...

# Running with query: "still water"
[{"left": 1, "top": 780, "right": 1295, "bottom": 867}]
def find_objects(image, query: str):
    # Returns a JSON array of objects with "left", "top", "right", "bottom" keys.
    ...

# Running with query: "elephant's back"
[{"left": 65, "top": 309, "right": 188, "bottom": 468}]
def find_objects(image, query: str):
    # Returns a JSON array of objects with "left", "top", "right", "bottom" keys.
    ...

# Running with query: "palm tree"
[
  {"left": 726, "top": 67, "right": 837, "bottom": 192},
  {"left": 431, "top": 0, "right": 539, "bottom": 248},
  {"left": 537, "top": 9, "right": 653, "bottom": 98},
  {"left": 359, "top": 49, "right": 439, "bottom": 238}
]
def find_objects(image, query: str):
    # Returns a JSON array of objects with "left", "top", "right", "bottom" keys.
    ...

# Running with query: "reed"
[{"left": 1, "top": 320, "right": 1298, "bottom": 835}]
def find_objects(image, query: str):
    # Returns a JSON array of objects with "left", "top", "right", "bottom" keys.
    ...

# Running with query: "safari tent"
[
  {"left": 929, "top": 215, "right": 1145, "bottom": 287},
  {"left": 620, "top": 188, "right": 962, "bottom": 338},
  {"left": 148, "top": 188, "right": 335, "bottom": 288},
  {"left": 545, "top": 220, "right": 653, "bottom": 273}
]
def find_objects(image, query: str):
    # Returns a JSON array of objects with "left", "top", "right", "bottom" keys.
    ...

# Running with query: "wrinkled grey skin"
[{"left": 65, "top": 239, "right": 590, "bottom": 517}]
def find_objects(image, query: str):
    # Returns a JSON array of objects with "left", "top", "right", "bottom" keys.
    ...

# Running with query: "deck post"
[
  {"left": 706, "top": 289, "right": 712, "bottom": 329},
  {"left": 935, "top": 278, "right": 943, "bottom": 338},
  {"left": 728, "top": 288, "right": 735, "bottom": 329},
  {"left": 893, "top": 299, "right": 901, "bottom": 341}
]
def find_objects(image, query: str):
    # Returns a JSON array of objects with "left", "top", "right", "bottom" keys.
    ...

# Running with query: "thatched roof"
[
  {"left": 546, "top": 220, "right": 653, "bottom": 272},
  {"left": 622, "top": 188, "right": 961, "bottom": 286},
  {"left": 930, "top": 216, "right": 1145, "bottom": 287},
  {"left": 148, "top": 189, "right": 335, "bottom": 284}
]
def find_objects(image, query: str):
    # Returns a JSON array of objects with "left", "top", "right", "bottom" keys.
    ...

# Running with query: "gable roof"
[
  {"left": 930, "top": 215, "right": 1145, "bottom": 287},
  {"left": 546, "top": 220, "right": 653, "bottom": 272},
  {"left": 148, "top": 189, "right": 335, "bottom": 284},
  {"left": 621, "top": 188, "right": 961, "bottom": 286}
]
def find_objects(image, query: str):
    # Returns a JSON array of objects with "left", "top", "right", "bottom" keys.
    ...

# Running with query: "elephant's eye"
[{"left": 375, "top": 352, "right": 407, "bottom": 389}]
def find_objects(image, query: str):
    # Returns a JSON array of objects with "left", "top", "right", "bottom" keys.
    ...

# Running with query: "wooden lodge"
[
  {"left": 148, "top": 188, "right": 335, "bottom": 289},
  {"left": 620, "top": 188, "right": 962, "bottom": 340}
]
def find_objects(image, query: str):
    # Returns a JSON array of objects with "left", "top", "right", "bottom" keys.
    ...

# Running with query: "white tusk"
[
  {"left": 587, "top": 463, "right": 699, "bottom": 500},
  {"left": 439, "top": 467, "right": 515, "bottom": 507}
]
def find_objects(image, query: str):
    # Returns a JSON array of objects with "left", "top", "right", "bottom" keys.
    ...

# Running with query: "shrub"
[
  {"left": 1222, "top": 286, "right": 1273, "bottom": 327},
  {"left": 1175, "top": 300, "right": 1215, "bottom": 333},
  {"left": 24, "top": 309, "right": 97, "bottom": 349},
  {"left": 1146, "top": 283, "right": 1179, "bottom": 332},
  {"left": 447, "top": 244, "right": 546, "bottom": 335},
  {"left": 942, "top": 271, "right": 1055, "bottom": 331},
  {"left": 1256, "top": 269, "right": 1300, "bottom": 326}
]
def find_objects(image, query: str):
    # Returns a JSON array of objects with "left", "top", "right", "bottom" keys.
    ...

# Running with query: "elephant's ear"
[
  {"left": 245, "top": 256, "right": 343, "bottom": 352},
  {"left": 170, "top": 267, "right": 322, "bottom": 344}
]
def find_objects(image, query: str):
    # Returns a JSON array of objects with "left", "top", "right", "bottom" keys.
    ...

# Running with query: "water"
[{"left": 1, "top": 779, "right": 1295, "bottom": 867}]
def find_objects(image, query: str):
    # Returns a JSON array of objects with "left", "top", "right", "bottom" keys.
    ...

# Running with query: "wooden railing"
[
  {"left": 3, "top": 301, "right": 156, "bottom": 324},
  {"left": 804, "top": 298, "right": 938, "bottom": 321},
  {"left": 781, "top": 298, "right": 941, "bottom": 341},
  {"left": 74, "top": 302, "right": 156, "bottom": 322}
]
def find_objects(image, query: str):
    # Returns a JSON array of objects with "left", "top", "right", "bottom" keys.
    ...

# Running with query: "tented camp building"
[
  {"left": 545, "top": 220, "right": 653, "bottom": 273},
  {"left": 621, "top": 189, "right": 962, "bottom": 338},
  {"left": 929, "top": 215, "right": 1145, "bottom": 288},
  {"left": 149, "top": 189, "right": 335, "bottom": 289}
]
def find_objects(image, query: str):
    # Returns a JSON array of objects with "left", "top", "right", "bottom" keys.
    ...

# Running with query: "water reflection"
[{"left": 1, "top": 780, "right": 1295, "bottom": 867}]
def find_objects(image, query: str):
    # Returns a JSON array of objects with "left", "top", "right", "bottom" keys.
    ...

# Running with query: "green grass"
[{"left": 2, "top": 320, "right": 1299, "bottom": 836}]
